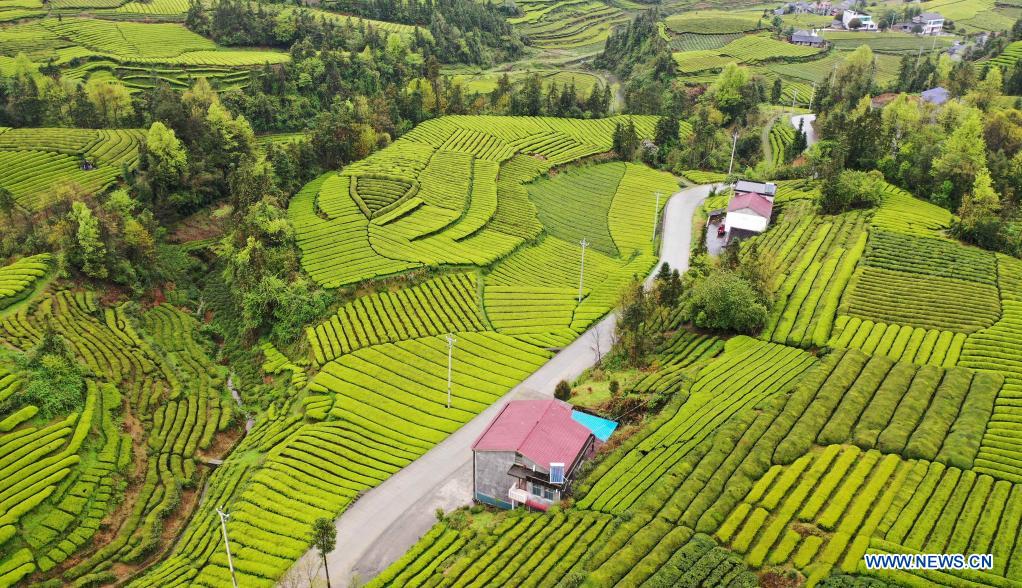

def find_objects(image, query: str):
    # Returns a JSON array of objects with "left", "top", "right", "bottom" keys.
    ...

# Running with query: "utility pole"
[
  {"left": 808, "top": 81, "right": 817, "bottom": 111},
  {"left": 577, "top": 238, "right": 589, "bottom": 303},
  {"left": 216, "top": 507, "right": 238, "bottom": 588},
  {"left": 790, "top": 87, "right": 798, "bottom": 114},
  {"left": 445, "top": 334, "right": 456, "bottom": 409},
  {"left": 652, "top": 191, "right": 661, "bottom": 243},
  {"left": 727, "top": 132, "right": 739, "bottom": 176}
]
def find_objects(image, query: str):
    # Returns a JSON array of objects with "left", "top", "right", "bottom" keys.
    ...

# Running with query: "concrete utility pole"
[
  {"left": 790, "top": 87, "right": 798, "bottom": 114},
  {"left": 216, "top": 507, "right": 238, "bottom": 588},
  {"left": 809, "top": 81, "right": 817, "bottom": 111},
  {"left": 727, "top": 132, "right": 739, "bottom": 176},
  {"left": 445, "top": 334, "right": 456, "bottom": 409},
  {"left": 652, "top": 191, "right": 661, "bottom": 242},
  {"left": 578, "top": 238, "right": 589, "bottom": 303}
]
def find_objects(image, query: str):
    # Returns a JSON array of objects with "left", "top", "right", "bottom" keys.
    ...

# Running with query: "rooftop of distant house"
[
  {"left": 921, "top": 86, "right": 950, "bottom": 105},
  {"left": 735, "top": 180, "right": 777, "bottom": 197},
  {"left": 792, "top": 29, "right": 823, "bottom": 42}
]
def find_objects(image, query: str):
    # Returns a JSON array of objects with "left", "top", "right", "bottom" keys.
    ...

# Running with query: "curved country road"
[{"left": 295, "top": 183, "right": 719, "bottom": 587}]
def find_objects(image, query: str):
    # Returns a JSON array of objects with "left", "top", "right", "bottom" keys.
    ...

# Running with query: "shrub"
[
  {"left": 819, "top": 169, "right": 886, "bottom": 214},
  {"left": 682, "top": 270, "right": 767, "bottom": 335},
  {"left": 4, "top": 330, "right": 85, "bottom": 418},
  {"left": 555, "top": 380, "right": 572, "bottom": 401}
]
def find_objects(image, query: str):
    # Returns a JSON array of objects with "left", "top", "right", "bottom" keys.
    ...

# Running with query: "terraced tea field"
[
  {"left": 664, "top": 11, "right": 765, "bottom": 34},
  {"left": 509, "top": 0, "right": 634, "bottom": 53},
  {"left": 0, "top": 291, "right": 232, "bottom": 586},
  {"left": 664, "top": 19, "right": 911, "bottom": 93},
  {"left": 372, "top": 150, "right": 1022, "bottom": 587},
  {"left": 289, "top": 115, "right": 669, "bottom": 288},
  {"left": 0, "top": 17, "right": 289, "bottom": 90},
  {"left": 109, "top": 114, "right": 684, "bottom": 586},
  {"left": 0, "top": 254, "right": 50, "bottom": 310},
  {"left": 0, "top": 128, "right": 142, "bottom": 210},
  {"left": 826, "top": 31, "right": 955, "bottom": 53}
]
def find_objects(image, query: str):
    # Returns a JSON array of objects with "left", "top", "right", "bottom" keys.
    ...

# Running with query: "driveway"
[{"left": 296, "top": 183, "right": 716, "bottom": 587}]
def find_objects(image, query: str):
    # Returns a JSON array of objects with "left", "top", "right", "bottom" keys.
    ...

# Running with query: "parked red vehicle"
[{"left": 717, "top": 224, "right": 726, "bottom": 237}]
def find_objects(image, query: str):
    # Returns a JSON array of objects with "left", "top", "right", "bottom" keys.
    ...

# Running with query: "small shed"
[{"left": 791, "top": 29, "right": 825, "bottom": 47}]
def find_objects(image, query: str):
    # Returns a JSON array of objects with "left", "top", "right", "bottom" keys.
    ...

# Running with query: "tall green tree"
[
  {"left": 311, "top": 518, "right": 337, "bottom": 588},
  {"left": 143, "top": 122, "right": 188, "bottom": 201},
  {"left": 708, "top": 63, "right": 752, "bottom": 121},
  {"left": 958, "top": 166, "right": 1001, "bottom": 231},
  {"left": 67, "top": 201, "right": 108, "bottom": 279},
  {"left": 85, "top": 78, "right": 133, "bottom": 127},
  {"left": 932, "top": 109, "right": 987, "bottom": 208}
]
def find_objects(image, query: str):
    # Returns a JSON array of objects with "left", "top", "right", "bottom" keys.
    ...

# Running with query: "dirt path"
[{"left": 761, "top": 112, "right": 784, "bottom": 166}]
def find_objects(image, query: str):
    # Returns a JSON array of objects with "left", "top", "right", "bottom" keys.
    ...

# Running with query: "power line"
[
  {"left": 216, "top": 507, "right": 238, "bottom": 588},
  {"left": 727, "top": 132, "right": 739, "bottom": 176},
  {"left": 578, "top": 238, "right": 589, "bottom": 303},
  {"left": 651, "top": 191, "right": 661, "bottom": 243},
  {"left": 445, "top": 333, "right": 456, "bottom": 409}
]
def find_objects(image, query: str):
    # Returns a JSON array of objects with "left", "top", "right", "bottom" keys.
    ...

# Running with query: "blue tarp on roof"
[{"left": 571, "top": 410, "right": 618, "bottom": 442}]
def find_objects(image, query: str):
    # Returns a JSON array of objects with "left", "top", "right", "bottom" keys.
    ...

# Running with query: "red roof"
[
  {"left": 473, "top": 399, "right": 593, "bottom": 469},
  {"left": 728, "top": 192, "right": 774, "bottom": 219}
]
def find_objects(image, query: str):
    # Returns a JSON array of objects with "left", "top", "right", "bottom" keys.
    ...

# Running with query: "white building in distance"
[{"left": 842, "top": 9, "right": 878, "bottom": 30}]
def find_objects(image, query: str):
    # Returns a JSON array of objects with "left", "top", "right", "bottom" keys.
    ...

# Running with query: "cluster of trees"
[
  {"left": 599, "top": 7, "right": 778, "bottom": 171},
  {"left": 890, "top": 50, "right": 1015, "bottom": 96},
  {"left": 129, "top": 82, "right": 331, "bottom": 343},
  {"left": 186, "top": 0, "right": 522, "bottom": 65},
  {"left": 679, "top": 241, "right": 775, "bottom": 335},
  {"left": 654, "top": 63, "right": 768, "bottom": 172},
  {"left": 809, "top": 44, "right": 1022, "bottom": 255},
  {"left": 615, "top": 262, "right": 684, "bottom": 366},
  {"left": 1, "top": 182, "right": 170, "bottom": 294},
  {"left": 597, "top": 8, "right": 676, "bottom": 115},
  {"left": 0, "top": 329, "right": 84, "bottom": 418},
  {"left": 613, "top": 244, "right": 775, "bottom": 357},
  {"left": 0, "top": 56, "right": 133, "bottom": 128},
  {"left": 785, "top": 119, "right": 809, "bottom": 163},
  {"left": 819, "top": 169, "right": 886, "bottom": 214}
]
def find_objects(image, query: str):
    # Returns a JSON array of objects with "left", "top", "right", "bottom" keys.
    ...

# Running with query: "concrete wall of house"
[
  {"left": 519, "top": 454, "right": 547, "bottom": 476},
  {"left": 474, "top": 450, "right": 518, "bottom": 506}
]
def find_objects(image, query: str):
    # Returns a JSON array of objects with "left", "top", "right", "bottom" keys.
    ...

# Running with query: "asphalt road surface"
[{"left": 296, "top": 183, "right": 718, "bottom": 587}]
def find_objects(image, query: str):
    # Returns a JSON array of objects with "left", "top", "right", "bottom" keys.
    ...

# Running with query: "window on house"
[{"left": 531, "top": 482, "right": 556, "bottom": 500}]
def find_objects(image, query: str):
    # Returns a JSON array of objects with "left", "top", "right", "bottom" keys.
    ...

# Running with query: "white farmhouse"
[
  {"left": 913, "top": 12, "right": 944, "bottom": 35},
  {"left": 723, "top": 180, "right": 777, "bottom": 243},
  {"left": 842, "top": 9, "right": 878, "bottom": 30}
]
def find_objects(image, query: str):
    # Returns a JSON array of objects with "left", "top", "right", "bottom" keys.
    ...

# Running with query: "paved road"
[
  {"left": 297, "top": 183, "right": 717, "bottom": 587},
  {"left": 790, "top": 114, "right": 819, "bottom": 148}
]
